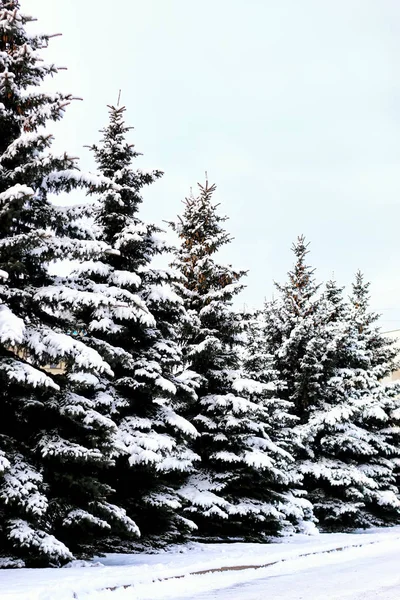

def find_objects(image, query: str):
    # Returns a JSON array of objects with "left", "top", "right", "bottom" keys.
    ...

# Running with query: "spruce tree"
[
  {"left": 242, "top": 310, "right": 316, "bottom": 534},
  {"left": 263, "top": 236, "right": 324, "bottom": 421},
  {"left": 265, "top": 238, "right": 400, "bottom": 529},
  {"left": 293, "top": 278, "right": 378, "bottom": 529},
  {"left": 298, "top": 274, "right": 400, "bottom": 529},
  {"left": 350, "top": 271, "right": 399, "bottom": 379},
  {"left": 0, "top": 1, "right": 135, "bottom": 566},
  {"left": 52, "top": 104, "right": 200, "bottom": 548},
  {"left": 171, "top": 183, "right": 313, "bottom": 540},
  {"left": 344, "top": 272, "right": 400, "bottom": 525}
]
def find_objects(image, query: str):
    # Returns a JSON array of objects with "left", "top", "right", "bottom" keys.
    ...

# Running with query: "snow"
[
  {"left": 99, "top": 539, "right": 400, "bottom": 600},
  {"left": 62, "top": 510, "right": 110, "bottom": 531},
  {"left": 2, "top": 528, "right": 400, "bottom": 599},
  {"left": 25, "top": 328, "right": 113, "bottom": 376},
  {"left": 231, "top": 377, "right": 275, "bottom": 394},
  {"left": 0, "top": 358, "right": 59, "bottom": 390},
  {"left": 6, "top": 520, "right": 73, "bottom": 566},
  {"left": 110, "top": 270, "right": 141, "bottom": 288},
  {"left": 0, "top": 183, "right": 34, "bottom": 203},
  {"left": 35, "top": 285, "right": 155, "bottom": 328},
  {"left": 161, "top": 407, "right": 198, "bottom": 437},
  {"left": 146, "top": 284, "right": 183, "bottom": 305},
  {"left": 116, "top": 423, "right": 182, "bottom": 468},
  {"left": 95, "top": 503, "right": 140, "bottom": 537},
  {"left": 154, "top": 377, "right": 176, "bottom": 395},
  {"left": 41, "top": 170, "right": 113, "bottom": 192},
  {"left": 2, "top": 132, "right": 51, "bottom": 160},
  {"left": 68, "top": 372, "right": 100, "bottom": 387},
  {"left": 1, "top": 456, "right": 48, "bottom": 516},
  {"left": 0, "top": 305, "right": 25, "bottom": 345}
]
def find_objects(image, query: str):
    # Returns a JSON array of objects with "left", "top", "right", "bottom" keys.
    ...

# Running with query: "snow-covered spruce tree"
[
  {"left": 262, "top": 241, "right": 363, "bottom": 527},
  {"left": 291, "top": 278, "right": 377, "bottom": 529},
  {"left": 0, "top": 1, "right": 136, "bottom": 566},
  {"left": 342, "top": 272, "right": 400, "bottom": 525},
  {"left": 265, "top": 240, "right": 400, "bottom": 529},
  {"left": 170, "top": 182, "right": 314, "bottom": 540},
  {"left": 298, "top": 274, "right": 400, "bottom": 529},
  {"left": 49, "top": 104, "right": 200, "bottom": 548},
  {"left": 349, "top": 271, "right": 399, "bottom": 379},
  {"left": 263, "top": 236, "right": 325, "bottom": 422},
  {"left": 241, "top": 310, "right": 316, "bottom": 533}
]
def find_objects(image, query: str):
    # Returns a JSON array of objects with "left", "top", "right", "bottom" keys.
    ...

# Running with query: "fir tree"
[
  {"left": 0, "top": 1, "right": 134, "bottom": 566},
  {"left": 171, "top": 183, "right": 314, "bottom": 540}
]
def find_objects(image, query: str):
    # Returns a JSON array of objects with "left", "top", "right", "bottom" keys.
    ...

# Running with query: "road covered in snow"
[
  {"left": 1, "top": 527, "right": 400, "bottom": 599},
  {"left": 153, "top": 539, "right": 400, "bottom": 600}
]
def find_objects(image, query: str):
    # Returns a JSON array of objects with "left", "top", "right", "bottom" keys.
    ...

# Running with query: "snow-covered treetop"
[
  {"left": 171, "top": 180, "right": 246, "bottom": 300},
  {"left": 0, "top": 0, "right": 111, "bottom": 286},
  {"left": 88, "top": 104, "right": 163, "bottom": 263},
  {"left": 350, "top": 271, "right": 379, "bottom": 327},
  {"left": 275, "top": 235, "right": 320, "bottom": 317},
  {"left": 348, "top": 271, "right": 398, "bottom": 379},
  {"left": 324, "top": 279, "right": 347, "bottom": 320},
  {"left": 0, "top": 0, "right": 74, "bottom": 135}
]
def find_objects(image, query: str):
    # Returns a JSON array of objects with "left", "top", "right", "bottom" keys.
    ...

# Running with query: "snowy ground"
[{"left": 2, "top": 527, "right": 400, "bottom": 600}]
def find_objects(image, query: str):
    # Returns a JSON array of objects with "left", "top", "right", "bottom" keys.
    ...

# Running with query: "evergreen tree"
[
  {"left": 263, "top": 236, "right": 324, "bottom": 421},
  {"left": 0, "top": 1, "right": 135, "bottom": 566},
  {"left": 170, "top": 182, "right": 313, "bottom": 540},
  {"left": 344, "top": 272, "right": 400, "bottom": 525},
  {"left": 242, "top": 310, "right": 317, "bottom": 534},
  {"left": 350, "top": 271, "right": 399, "bottom": 379},
  {"left": 51, "top": 104, "right": 200, "bottom": 549},
  {"left": 265, "top": 238, "right": 400, "bottom": 529},
  {"left": 293, "top": 278, "right": 376, "bottom": 529},
  {"left": 298, "top": 274, "right": 400, "bottom": 528}
]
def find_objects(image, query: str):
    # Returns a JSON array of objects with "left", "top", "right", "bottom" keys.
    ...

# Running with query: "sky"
[{"left": 29, "top": 0, "right": 400, "bottom": 329}]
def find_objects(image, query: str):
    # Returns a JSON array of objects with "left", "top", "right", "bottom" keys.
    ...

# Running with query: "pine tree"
[
  {"left": 52, "top": 104, "right": 200, "bottom": 549},
  {"left": 170, "top": 183, "right": 314, "bottom": 540},
  {"left": 0, "top": 1, "right": 135, "bottom": 566}
]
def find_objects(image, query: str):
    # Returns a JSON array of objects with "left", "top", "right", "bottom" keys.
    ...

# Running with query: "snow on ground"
[
  {"left": 124, "top": 539, "right": 400, "bottom": 600},
  {"left": 2, "top": 527, "right": 400, "bottom": 600}
]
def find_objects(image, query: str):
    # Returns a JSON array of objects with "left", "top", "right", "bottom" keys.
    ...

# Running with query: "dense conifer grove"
[{"left": 1, "top": 1, "right": 399, "bottom": 567}]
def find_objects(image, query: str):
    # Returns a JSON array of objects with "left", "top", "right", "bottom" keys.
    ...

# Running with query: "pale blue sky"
[{"left": 31, "top": 0, "right": 400, "bottom": 328}]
